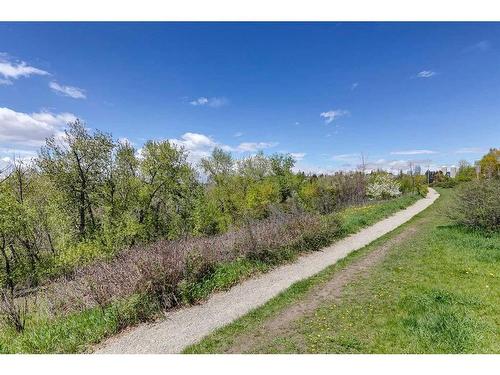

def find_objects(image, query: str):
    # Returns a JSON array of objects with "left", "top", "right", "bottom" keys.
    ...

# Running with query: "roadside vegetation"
[
  {"left": 0, "top": 120, "right": 429, "bottom": 353},
  {"left": 186, "top": 182, "right": 500, "bottom": 354}
]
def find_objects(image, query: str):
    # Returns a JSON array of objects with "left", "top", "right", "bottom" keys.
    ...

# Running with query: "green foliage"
[
  {"left": 187, "top": 189, "right": 500, "bottom": 354},
  {"left": 0, "top": 193, "right": 419, "bottom": 353},
  {"left": 0, "top": 292, "right": 158, "bottom": 353},
  {"left": 449, "top": 179, "right": 500, "bottom": 231},
  {"left": 245, "top": 179, "right": 280, "bottom": 218},
  {"left": 398, "top": 174, "right": 428, "bottom": 196},
  {"left": 456, "top": 160, "right": 476, "bottom": 182},
  {"left": 479, "top": 148, "right": 500, "bottom": 179},
  {"left": 417, "top": 183, "right": 429, "bottom": 197},
  {"left": 432, "top": 176, "right": 457, "bottom": 188}
]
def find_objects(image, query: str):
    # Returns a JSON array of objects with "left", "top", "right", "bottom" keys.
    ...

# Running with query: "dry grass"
[{"left": 35, "top": 212, "right": 327, "bottom": 317}]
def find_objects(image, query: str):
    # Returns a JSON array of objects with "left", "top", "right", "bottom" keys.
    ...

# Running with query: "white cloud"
[
  {"left": 351, "top": 82, "right": 359, "bottom": 90},
  {"left": 292, "top": 162, "right": 335, "bottom": 175},
  {"left": 464, "top": 40, "right": 491, "bottom": 53},
  {"left": 416, "top": 70, "right": 436, "bottom": 78},
  {"left": 189, "top": 97, "right": 209, "bottom": 106},
  {"left": 455, "top": 147, "right": 486, "bottom": 154},
  {"left": 169, "top": 132, "right": 224, "bottom": 164},
  {"left": 0, "top": 54, "right": 49, "bottom": 84},
  {"left": 290, "top": 152, "right": 306, "bottom": 161},
  {"left": 234, "top": 132, "right": 243, "bottom": 137},
  {"left": 331, "top": 153, "right": 359, "bottom": 161},
  {"left": 168, "top": 132, "right": 277, "bottom": 165},
  {"left": 49, "top": 81, "right": 86, "bottom": 99},
  {"left": 320, "top": 109, "right": 349, "bottom": 124},
  {"left": 390, "top": 149, "right": 437, "bottom": 155},
  {"left": 235, "top": 142, "right": 278, "bottom": 152},
  {"left": 0, "top": 107, "right": 77, "bottom": 146},
  {"left": 0, "top": 78, "right": 13, "bottom": 86},
  {"left": 189, "top": 96, "right": 228, "bottom": 108},
  {"left": 0, "top": 147, "right": 37, "bottom": 157}
]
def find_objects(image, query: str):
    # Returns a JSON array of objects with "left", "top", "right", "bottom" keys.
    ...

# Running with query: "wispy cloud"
[
  {"left": 351, "top": 82, "right": 359, "bottom": 91},
  {"left": 416, "top": 70, "right": 437, "bottom": 78},
  {"left": 0, "top": 107, "right": 77, "bottom": 146},
  {"left": 235, "top": 142, "right": 278, "bottom": 152},
  {"left": 0, "top": 54, "right": 49, "bottom": 84},
  {"left": 320, "top": 109, "right": 349, "bottom": 124},
  {"left": 189, "top": 97, "right": 209, "bottom": 106},
  {"left": 189, "top": 96, "right": 228, "bottom": 108},
  {"left": 49, "top": 81, "right": 86, "bottom": 99},
  {"left": 455, "top": 147, "right": 487, "bottom": 154},
  {"left": 331, "top": 153, "right": 359, "bottom": 162},
  {"left": 234, "top": 132, "right": 243, "bottom": 138},
  {"left": 464, "top": 40, "right": 491, "bottom": 53},
  {"left": 390, "top": 149, "right": 437, "bottom": 155},
  {"left": 0, "top": 78, "right": 13, "bottom": 86},
  {"left": 290, "top": 152, "right": 306, "bottom": 161}
]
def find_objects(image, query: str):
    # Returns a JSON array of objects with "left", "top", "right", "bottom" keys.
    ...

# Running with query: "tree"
[
  {"left": 479, "top": 148, "right": 500, "bottom": 179},
  {"left": 200, "top": 147, "right": 234, "bottom": 184},
  {"left": 38, "top": 121, "right": 114, "bottom": 239},
  {"left": 455, "top": 160, "right": 476, "bottom": 182},
  {"left": 269, "top": 153, "right": 297, "bottom": 203},
  {"left": 138, "top": 140, "right": 199, "bottom": 239},
  {"left": 199, "top": 148, "right": 242, "bottom": 231}
]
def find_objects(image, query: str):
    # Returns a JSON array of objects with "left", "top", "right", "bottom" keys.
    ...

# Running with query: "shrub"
[
  {"left": 449, "top": 179, "right": 500, "bottom": 231},
  {"left": 39, "top": 211, "right": 337, "bottom": 316},
  {"left": 417, "top": 184, "right": 429, "bottom": 197},
  {"left": 0, "top": 289, "right": 28, "bottom": 332},
  {"left": 432, "top": 177, "right": 457, "bottom": 189},
  {"left": 367, "top": 174, "right": 401, "bottom": 199}
]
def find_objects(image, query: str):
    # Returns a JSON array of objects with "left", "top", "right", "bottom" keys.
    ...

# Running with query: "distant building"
[{"left": 450, "top": 166, "right": 457, "bottom": 178}]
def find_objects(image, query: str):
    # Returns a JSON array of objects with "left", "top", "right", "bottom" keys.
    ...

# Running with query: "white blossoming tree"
[{"left": 367, "top": 173, "right": 401, "bottom": 199}]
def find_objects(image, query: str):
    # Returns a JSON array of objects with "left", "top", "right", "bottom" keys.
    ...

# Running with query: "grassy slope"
[
  {"left": 186, "top": 189, "right": 500, "bottom": 354},
  {"left": 0, "top": 194, "right": 419, "bottom": 353}
]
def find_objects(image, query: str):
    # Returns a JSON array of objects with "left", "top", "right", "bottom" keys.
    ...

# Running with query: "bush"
[
  {"left": 417, "top": 184, "right": 429, "bottom": 197},
  {"left": 367, "top": 174, "right": 401, "bottom": 199},
  {"left": 449, "top": 179, "right": 500, "bottom": 231},
  {"left": 432, "top": 177, "right": 457, "bottom": 189}
]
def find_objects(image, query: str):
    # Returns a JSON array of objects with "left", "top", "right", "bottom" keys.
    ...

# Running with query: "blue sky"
[{"left": 1, "top": 22, "right": 499, "bottom": 173}]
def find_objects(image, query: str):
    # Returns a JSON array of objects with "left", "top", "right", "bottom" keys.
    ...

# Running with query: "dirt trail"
[
  {"left": 96, "top": 189, "right": 439, "bottom": 354},
  {"left": 225, "top": 225, "right": 419, "bottom": 353}
]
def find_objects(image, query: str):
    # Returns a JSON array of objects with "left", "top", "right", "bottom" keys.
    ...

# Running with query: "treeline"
[
  {"left": 429, "top": 148, "right": 500, "bottom": 188},
  {"left": 0, "top": 121, "right": 427, "bottom": 296}
]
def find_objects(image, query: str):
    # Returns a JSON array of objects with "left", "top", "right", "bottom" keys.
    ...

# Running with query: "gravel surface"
[{"left": 96, "top": 189, "right": 439, "bottom": 354}]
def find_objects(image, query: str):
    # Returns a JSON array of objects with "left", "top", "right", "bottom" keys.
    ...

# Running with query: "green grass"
[
  {"left": 185, "top": 189, "right": 500, "bottom": 354},
  {"left": 0, "top": 293, "right": 159, "bottom": 354},
  {"left": 339, "top": 194, "right": 419, "bottom": 234},
  {"left": 0, "top": 193, "right": 420, "bottom": 353}
]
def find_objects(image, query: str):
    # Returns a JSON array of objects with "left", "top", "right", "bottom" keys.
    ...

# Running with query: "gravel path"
[{"left": 96, "top": 189, "right": 439, "bottom": 354}]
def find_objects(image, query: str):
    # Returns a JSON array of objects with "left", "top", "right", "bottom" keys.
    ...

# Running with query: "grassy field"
[
  {"left": 185, "top": 188, "right": 500, "bottom": 354},
  {"left": 0, "top": 194, "right": 420, "bottom": 353}
]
